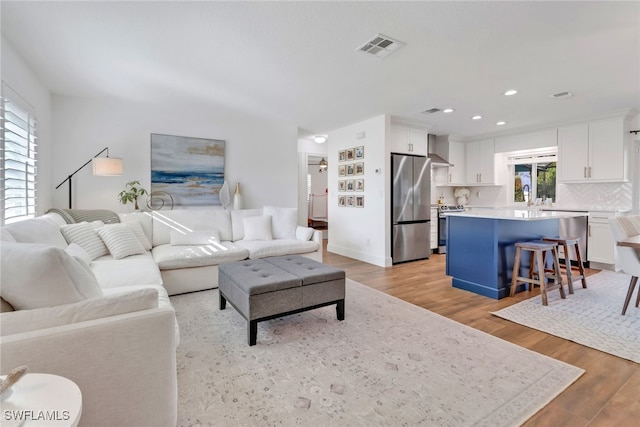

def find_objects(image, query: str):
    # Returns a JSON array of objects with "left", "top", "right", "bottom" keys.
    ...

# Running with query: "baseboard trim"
[{"left": 326, "top": 244, "right": 391, "bottom": 267}]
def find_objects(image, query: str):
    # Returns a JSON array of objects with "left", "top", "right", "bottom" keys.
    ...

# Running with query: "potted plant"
[{"left": 118, "top": 180, "right": 148, "bottom": 210}]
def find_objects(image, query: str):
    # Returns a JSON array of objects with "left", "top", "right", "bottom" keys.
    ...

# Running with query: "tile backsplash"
[{"left": 556, "top": 182, "right": 632, "bottom": 211}]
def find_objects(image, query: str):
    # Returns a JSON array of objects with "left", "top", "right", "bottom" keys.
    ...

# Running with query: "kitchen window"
[
  {"left": 509, "top": 150, "right": 557, "bottom": 205},
  {"left": 1, "top": 83, "right": 38, "bottom": 225}
]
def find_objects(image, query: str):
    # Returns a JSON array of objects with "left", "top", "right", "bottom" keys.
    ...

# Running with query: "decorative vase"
[{"left": 233, "top": 183, "right": 243, "bottom": 210}]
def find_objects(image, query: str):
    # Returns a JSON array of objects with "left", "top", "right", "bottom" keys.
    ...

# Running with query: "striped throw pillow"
[
  {"left": 97, "top": 224, "right": 146, "bottom": 260},
  {"left": 60, "top": 222, "right": 109, "bottom": 260}
]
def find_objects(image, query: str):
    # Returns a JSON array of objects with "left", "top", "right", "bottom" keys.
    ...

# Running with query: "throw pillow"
[
  {"left": 0, "top": 242, "right": 103, "bottom": 310},
  {"left": 242, "top": 216, "right": 273, "bottom": 241},
  {"left": 295, "top": 226, "right": 315, "bottom": 241},
  {"left": 60, "top": 221, "right": 109, "bottom": 260},
  {"left": 97, "top": 224, "right": 147, "bottom": 260},
  {"left": 126, "top": 221, "right": 152, "bottom": 250},
  {"left": 65, "top": 243, "right": 93, "bottom": 267},
  {"left": 263, "top": 206, "right": 297, "bottom": 239},
  {"left": 170, "top": 229, "right": 220, "bottom": 245},
  {"left": 0, "top": 287, "right": 158, "bottom": 336}
]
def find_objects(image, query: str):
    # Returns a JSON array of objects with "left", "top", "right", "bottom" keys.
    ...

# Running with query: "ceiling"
[{"left": 2, "top": 1, "right": 639, "bottom": 139}]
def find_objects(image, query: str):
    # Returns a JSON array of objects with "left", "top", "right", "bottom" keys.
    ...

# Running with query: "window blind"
[{"left": 1, "top": 83, "right": 37, "bottom": 225}]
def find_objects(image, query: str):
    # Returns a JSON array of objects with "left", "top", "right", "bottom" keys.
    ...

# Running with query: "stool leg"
[
  {"left": 622, "top": 276, "right": 638, "bottom": 315},
  {"left": 552, "top": 246, "right": 566, "bottom": 300},
  {"left": 536, "top": 251, "right": 548, "bottom": 306},
  {"left": 219, "top": 293, "right": 227, "bottom": 310},
  {"left": 574, "top": 242, "right": 587, "bottom": 289},
  {"left": 248, "top": 320, "right": 258, "bottom": 346},
  {"left": 563, "top": 242, "right": 574, "bottom": 294},
  {"left": 528, "top": 251, "right": 537, "bottom": 291},
  {"left": 336, "top": 299, "right": 345, "bottom": 320},
  {"left": 510, "top": 247, "right": 522, "bottom": 297}
]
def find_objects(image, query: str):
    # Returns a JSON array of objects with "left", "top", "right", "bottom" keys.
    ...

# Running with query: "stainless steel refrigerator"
[{"left": 391, "top": 154, "right": 431, "bottom": 264}]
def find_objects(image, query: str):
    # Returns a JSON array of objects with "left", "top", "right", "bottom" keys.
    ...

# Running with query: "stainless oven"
[{"left": 437, "top": 205, "right": 465, "bottom": 254}]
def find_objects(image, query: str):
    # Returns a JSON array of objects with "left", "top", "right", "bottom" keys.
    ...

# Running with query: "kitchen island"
[{"left": 444, "top": 209, "right": 588, "bottom": 299}]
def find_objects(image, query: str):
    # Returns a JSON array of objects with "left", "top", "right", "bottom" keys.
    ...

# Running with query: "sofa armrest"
[
  {"left": 311, "top": 229, "right": 323, "bottom": 246},
  {"left": 0, "top": 307, "right": 177, "bottom": 427}
]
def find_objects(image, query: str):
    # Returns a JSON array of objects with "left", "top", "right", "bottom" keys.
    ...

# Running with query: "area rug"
[
  {"left": 492, "top": 270, "right": 640, "bottom": 364},
  {"left": 171, "top": 279, "right": 584, "bottom": 426}
]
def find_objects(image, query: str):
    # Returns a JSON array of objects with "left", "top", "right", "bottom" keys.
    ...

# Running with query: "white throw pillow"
[
  {"left": 0, "top": 242, "right": 103, "bottom": 310},
  {"left": 295, "top": 226, "right": 315, "bottom": 241},
  {"left": 97, "top": 224, "right": 147, "bottom": 260},
  {"left": 65, "top": 243, "right": 93, "bottom": 267},
  {"left": 242, "top": 216, "right": 273, "bottom": 241},
  {"left": 126, "top": 221, "right": 152, "bottom": 250},
  {"left": 170, "top": 229, "right": 220, "bottom": 245},
  {"left": 0, "top": 287, "right": 158, "bottom": 336},
  {"left": 60, "top": 221, "right": 109, "bottom": 260},
  {"left": 263, "top": 206, "right": 297, "bottom": 239}
]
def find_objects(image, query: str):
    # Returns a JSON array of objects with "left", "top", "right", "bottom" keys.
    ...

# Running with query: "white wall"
[
  {"left": 1, "top": 36, "right": 53, "bottom": 216},
  {"left": 327, "top": 114, "right": 389, "bottom": 267},
  {"left": 51, "top": 95, "right": 298, "bottom": 211}
]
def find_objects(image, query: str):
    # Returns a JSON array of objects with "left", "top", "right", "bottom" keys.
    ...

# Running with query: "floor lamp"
[{"left": 55, "top": 147, "right": 123, "bottom": 209}]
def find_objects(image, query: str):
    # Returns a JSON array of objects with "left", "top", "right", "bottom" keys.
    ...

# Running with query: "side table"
[{"left": 0, "top": 373, "right": 82, "bottom": 426}]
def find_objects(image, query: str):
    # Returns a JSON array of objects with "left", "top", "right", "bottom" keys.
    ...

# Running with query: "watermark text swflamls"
[{"left": 4, "top": 409, "right": 71, "bottom": 422}]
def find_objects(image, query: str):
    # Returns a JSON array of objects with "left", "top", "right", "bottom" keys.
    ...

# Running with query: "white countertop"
[{"left": 444, "top": 208, "right": 589, "bottom": 221}]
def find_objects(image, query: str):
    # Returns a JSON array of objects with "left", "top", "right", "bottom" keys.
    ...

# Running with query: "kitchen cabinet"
[
  {"left": 558, "top": 117, "right": 627, "bottom": 183},
  {"left": 465, "top": 139, "right": 495, "bottom": 185},
  {"left": 432, "top": 136, "right": 465, "bottom": 185},
  {"left": 588, "top": 212, "right": 615, "bottom": 265},
  {"left": 390, "top": 126, "right": 427, "bottom": 155}
]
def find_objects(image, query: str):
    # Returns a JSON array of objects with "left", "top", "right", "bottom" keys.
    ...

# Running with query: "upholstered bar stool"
[
  {"left": 510, "top": 240, "right": 566, "bottom": 306},
  {"left": 542, "top": 236, "right": 587, "bottom": 294}
]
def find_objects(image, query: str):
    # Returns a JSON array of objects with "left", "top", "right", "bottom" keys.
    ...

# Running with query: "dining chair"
[{"left": 609, "top": 216, "right": 640, "bottom": 315}]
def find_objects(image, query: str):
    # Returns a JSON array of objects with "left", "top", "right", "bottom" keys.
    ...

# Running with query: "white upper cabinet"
[
  {"left": 390, "top": 125, "right": 427, "bottom": 155},
  {"left": 465, "top": 139, "right": 495, "bottom": 185},
  {"left": 558, "top": 116, "right": 627, "bottom": 183}
]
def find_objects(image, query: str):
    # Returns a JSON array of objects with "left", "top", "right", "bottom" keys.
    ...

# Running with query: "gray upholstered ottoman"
[{"left": 218, "top": 255, "right": 345, "bottom": 345}]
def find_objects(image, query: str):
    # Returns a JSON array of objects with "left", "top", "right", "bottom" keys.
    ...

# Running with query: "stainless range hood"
[{"left": 427, "top": 134, "right": 453, "bottom": 167}]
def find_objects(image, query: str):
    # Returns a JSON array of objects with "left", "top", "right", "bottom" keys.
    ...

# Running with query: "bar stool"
[
  {"left": 510, "top": 240, "right": 566, "bottom": 306},
  {"left": 542, "top": 236, "right": 587, "bottom": 294}
]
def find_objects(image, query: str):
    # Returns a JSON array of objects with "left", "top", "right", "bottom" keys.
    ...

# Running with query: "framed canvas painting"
[
  {"left": 338, "top": 165, "right": 346, "bottom": 176},
  {"left": 355, "top": 146, "right": 364, "bottom": 159},
  {"left": 355, "top": 162, "right": 364, "bottom": 175},
  {"left": 151, "top": 134, "right": 225, "bottom": 206},
  {"left": 339, "top": 150, "right": 346, "bottom": 162}
]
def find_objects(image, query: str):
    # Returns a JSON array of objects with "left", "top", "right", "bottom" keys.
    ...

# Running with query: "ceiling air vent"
[
  {"left": 356, "top": 34, "right": 405, "bottom": 58},
  {"left": 421, "top": 108, "right": 441, "bottom": 114},
  {"left": 551, "top": 91, "right": 573, "bottom": 99}
]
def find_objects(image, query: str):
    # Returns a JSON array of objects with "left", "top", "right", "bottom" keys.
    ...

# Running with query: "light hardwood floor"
[{"left": 322, "top": 244, "right": 639, "bottom": 426}]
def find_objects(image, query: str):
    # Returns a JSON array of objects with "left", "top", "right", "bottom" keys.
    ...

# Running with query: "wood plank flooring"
[{"left": 322, "top": 245, "right": 639, "bottom": 426}]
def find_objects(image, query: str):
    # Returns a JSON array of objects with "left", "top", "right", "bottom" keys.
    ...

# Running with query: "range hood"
[{"left": 427, "top": 134, "right": 453, "bottom": 167}]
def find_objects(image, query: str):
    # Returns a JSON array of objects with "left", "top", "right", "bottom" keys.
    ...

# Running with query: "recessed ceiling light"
[
  {"left": 443, "top": 108, "right": 455, "bottom": 113},
  {"left": 496, "top": 121, "right": 506, "bottom": 126},
  {"left": 504, "top": 89, "right": 518, "bottom": 96},
  {"left": 472, "top": 115, "right": 482, "bottom": 120}
]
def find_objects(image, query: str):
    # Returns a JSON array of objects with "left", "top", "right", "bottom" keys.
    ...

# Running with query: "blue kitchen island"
[{"left": 445, "top": 209, "right": 588, "bottom": 299}]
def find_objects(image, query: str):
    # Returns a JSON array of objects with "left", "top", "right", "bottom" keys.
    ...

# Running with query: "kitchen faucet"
[{"left": 522, "top": 184, "right": 532, "bottom": 206}]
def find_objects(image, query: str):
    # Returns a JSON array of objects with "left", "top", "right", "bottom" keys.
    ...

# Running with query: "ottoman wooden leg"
[
  {"left": 219, "top": 293, "right": 227, "bottom": 310},
  {"left": 336, "top": 299, "right": 345, "bottom": 321},
  {"left": 248, "top": 320, "right": 258, "bottom": 346}
]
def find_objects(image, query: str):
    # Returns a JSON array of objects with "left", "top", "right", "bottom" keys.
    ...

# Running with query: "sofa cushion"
[
  {"left": 0, "top": 229, "right": 17, "bottom": 242},
  {"left": 97, "top": 224, "right": 147, "bottom": 259},
  {"left": 119, "top": 212, "right": 153, "bottom": 249},
  {"left": 0, "top": 242, "right": 103, "bottom": 310},
  {"left": 170, "top": 229, "right": 220, "bottom": 246},
  {"left": 125, "top": 220, "right": 152, "bottom": 250},
  {"left": 0, "top": 287, "right": 159, "bottom": 336},
  {"left": 65, "top": 243, "right": 93, "bottom": 267},
  {"left": 296, "top": 225, "right": 315, "bottom": 241},
  {"left": 235, "top": 239, "right": 319, "bottom": 260},
  {"left": 243, "top": 216, "right": 273, "bottom": 241},
  {"left": 91, "top": 252, "right": 163, "bottom": 289},
  {"left": 152, "top": 242, "right": 250, "bottom": 270},
  {"left": 230, "top": 208, "right": 263, "bottom": 241},
  {"left": 60, "top": 221, "right": 109, "bottom": 260},
  {"left": 2, "top": 215, "right": 68, "bottom": 248},
  {"left": 263, "top": 206, "right": 297, "bottom": 239},
  {"left": 151, "top": 209, "right": 233, "bottom": 246}
]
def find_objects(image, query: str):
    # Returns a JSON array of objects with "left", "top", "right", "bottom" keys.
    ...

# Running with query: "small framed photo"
[
  {"left": 355, "top": 195, "right": 364, "bottom": 208},
  {"left": 346, "top": 179, "right": 355, "bottom": 192},
  {"left": 346, "top": 164, "right": 355, "bottom": 176},
  {"left": 338, "top": 196, "right": 346, "bottom": 207},
  {"left": 338, "top": 150, "right": 346, "bottom": 162},
  {"left": 355, "top": 179, "right": 364, "bottom": 192},
  {"left": 338, "top": 180, "right": 346, "bottom": 192},
  {"left": 346, "top": 148, "right": 355, "bottom": 161},
  {"left": 355, "top": 162, "right": 364, "bottom": 175},
  {"left": 355, "top": 146, "right": 364, "bottom": 159},
  {"left": 338, "top": 165, "right": 346, "bottom": 176},
  {"left": 346, "top": 196, "right": 355, "bottom": 207}
]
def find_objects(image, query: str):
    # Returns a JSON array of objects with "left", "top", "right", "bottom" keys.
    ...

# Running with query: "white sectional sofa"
[{"left": 0, "top": 206, "right": 320, "bottom": 426}]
